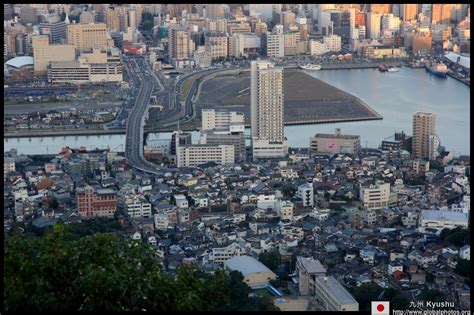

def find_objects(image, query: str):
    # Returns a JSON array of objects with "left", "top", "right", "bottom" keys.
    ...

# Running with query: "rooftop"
[
  {"left": 224, "top": 255, "right": 275, "bottom": 277},
  {"left": 420, "top": 210, "right": 468, "bottom": 222},
  {"left": 5, "top": 56, "right": 34, "bottom": 68},
  {"left": 315, "top": 276, "right": 358, "bottom": 305},
  {"left": 297, "top": 256, "right": 326, "bottom": 274}
]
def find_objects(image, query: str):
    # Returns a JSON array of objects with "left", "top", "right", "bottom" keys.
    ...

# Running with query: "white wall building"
[
  {"left": 359, "top": 181, "right": 390, "bottom": 210},
  {"left": 296, "top": 183, "right": 314, "bottom": 207},
  {"left": 177, "top": 144, "right": 235, "bottom": 167},
  {"left": 323, "top": 34, "right": 342, "bottom": 52},
  {"left": 418, "top": 210, "right": 469, "bottom": 233},
  {"left": 314, "top": 276, "right": 359, "bottom": 311}
]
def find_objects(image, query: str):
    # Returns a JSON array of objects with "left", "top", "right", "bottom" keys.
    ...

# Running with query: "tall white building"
[
  {"left": 265, "top": 24, "right": 285, "bottom": 58},
  {"left": 382, "top": 13, "right": 401, "bottom": 32},
  {"left": 297, "top": 183, "right": 314, "bottom": 207},
  {"left": 250, "top": 60, "right": 288, "bottom": 160},
  {"left": 367, "top": 12, "right": 382, "bottom": 39},
  {"left": 201, "top": 109, "right": 245, "bottom": 131},
  {"left": 428, "top": 134, "right": 440, "bottom": 161},
  {"left": 310, "top": 39, "right": 329, "bottom": 55}
]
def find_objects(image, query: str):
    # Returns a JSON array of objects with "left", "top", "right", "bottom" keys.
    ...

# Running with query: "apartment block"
[
  {"left": 76, "top": 185, "right": 117, "bottom": 218},
  {"left": 177, "top": 144, "right": 235, "bottom": 168}
]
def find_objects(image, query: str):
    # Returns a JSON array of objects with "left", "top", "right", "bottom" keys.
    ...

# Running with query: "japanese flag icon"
[{"left": 372, "top": 301, "right": 390, "bottom": 315}]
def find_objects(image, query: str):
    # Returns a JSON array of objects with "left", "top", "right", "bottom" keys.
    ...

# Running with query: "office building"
[
  {"left": 297, "top": 257, "right": 327, "bottom": 296},
  {"left": 205, "top": 4, "right": 225, "bottom": 19},
  {"left": 310, "top": 128, "right": 360, "bottom": 156},
  {"left": 80, "top": 11, "right": 96, "bottom": 24},
  {"left": 201, "top": 109, "right": 245, "bottom": 131},
  {"left": 283, "top": 32, "right": 299, "bottom": 56},
  {"left": 32, "top": 35, "right": 76, "bottom": 72},
  {"left": 227, "top": 21, "right": 252, "bottom": 35},
  {"left": 359, "top": 181, "right": 390, "bottom": 210},
  {"left": 323, "top": 34, "right": 342, "bottom": 52},
  {"left": 310, "top": 39, "right": 329, "bottom": 55},
  {"left": 382, "top": 13, "right": 401, "bottom": 32},
  {"left": 251, "top": 60, "right": 287, "bottom": 160},
  {"left": 200, "top": 109, "right": 245, "bottom": 162},
  {"left": 20, "top": 6, "right": 38, "bottom": 25},
  {"left": 168, "top": 26, "right": 194, "bottom": 60},
  {"left": 367, "top": 12, "right": 381, "bottom": 40},
  {"left": 200, "top": 130, "right": 245, "bottom": 163},
  {"left": 4, "top": 4, "right": 12, "bottom": 21},
  {"left": 47, "top": 48, "right": 123, "bottom": 84},
  {"left": 381, "top": 131, "right": 412, "bottom": 153},
  {"left": 412, "top": 112, "right": 436, "bottom": 159},
  {"left": 120, "top": 196, "right": 152, "bottom": 219},
  {"left": 264, "top": 24, "right": 284, "bottom": 58},
  {"left": 281, "top": 10, "right": 295, "bottom": 29},
  {"left": 177, "top": 144, "right": 234, "bottom": 168},
  {"left": 370, "top": 4, "right": 391, "bottom": 14},
  {"left": 204, "top": 32, "right": 228, "bottom": 60},
  {"left": 170, "top": 131, "right": 192, "bottom": 157},
  {"left": 67, "top": 23, "right": 109, "bottom": 51},
  {"left": 76, "top": 185, "right": 117, "bottom": 218},
  {"left": 412, "top": 34, "right": 432, "bottom": 55},
  {"left": 402, "top": 4, "right": 418, "bottom": 21},
  {"left": 315, "top": 276, "right": 359, "bottom": 311},
  {"left": 432, "top": 4, "right": 453, "bottom": 25},
  {"left": 428, "top": 134, "right": 441, "bottom": 161},
  {"left": 205, "top": 18, "right": 227, "bottom": 33},
  {"left": 39, "top": 20, "right": 67, "bottom": 44}
]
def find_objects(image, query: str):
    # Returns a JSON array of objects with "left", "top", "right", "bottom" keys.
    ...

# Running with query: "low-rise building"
[
  {"left": 310, "top": 128, "right": 361, "bottom": 156},
  {"left": 315, "top": 276, "right": 359, "bottom": 311},
  {"left": 177, "top": 144, "right": 235, "bottom": 168},
  {"left": 418, "top": 210, "right": 469, "bottom": 233},
  {"left": 224, "top": 255, "right": 277, "bottom": 288}
]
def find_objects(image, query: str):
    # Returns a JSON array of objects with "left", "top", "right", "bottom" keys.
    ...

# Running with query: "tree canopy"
[{"left": 4, "top": 224, "right": 280, "bottom": 311}]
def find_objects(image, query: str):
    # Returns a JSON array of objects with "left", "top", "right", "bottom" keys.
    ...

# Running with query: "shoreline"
[{"left": 4, "top": 115, "right": 384, "bottom": 138}]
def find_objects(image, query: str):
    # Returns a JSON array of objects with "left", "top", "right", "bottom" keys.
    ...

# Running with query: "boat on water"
[
  {"left": 378, "top": 64, "right": 387, "bottom": 72},
  {"left": 425, "top": 62, "right": 448, "bottom": 78},
  {"left": 387, "top": 67, "right": 399, "bottom": 72},
  {"left": 299, "top": 64, "right": 321, "bottom": 71}
]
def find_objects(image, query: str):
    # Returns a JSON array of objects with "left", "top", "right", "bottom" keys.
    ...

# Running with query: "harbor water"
[{"left": 4, "top": 68, "right": 470, "bottom": 156}]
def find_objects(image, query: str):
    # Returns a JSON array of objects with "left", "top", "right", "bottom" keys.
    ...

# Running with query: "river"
[{"left": 4, "top": 67, "right": 470, "bottom": 156}]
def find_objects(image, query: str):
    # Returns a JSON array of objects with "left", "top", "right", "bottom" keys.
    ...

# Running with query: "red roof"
[{"left": 393, "top": 270, "right": 407, "bottom": 279}]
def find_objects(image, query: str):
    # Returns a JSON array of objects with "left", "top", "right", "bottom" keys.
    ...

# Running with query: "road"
[{"left": 124, "top": 56, "right": 163, "bottom": 174}]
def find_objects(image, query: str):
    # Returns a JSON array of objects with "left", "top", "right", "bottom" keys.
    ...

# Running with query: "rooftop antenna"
[{"left": 365, "top": 141, "right": 368, "bottom": 148}]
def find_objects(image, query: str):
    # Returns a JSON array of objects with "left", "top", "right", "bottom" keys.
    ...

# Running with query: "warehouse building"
[{"left": 224, "top": 255, "right": 277, "bottom": 288}]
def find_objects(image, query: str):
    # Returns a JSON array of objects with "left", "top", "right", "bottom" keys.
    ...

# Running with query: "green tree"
[
  {"left": 4, "top": 225, "right": 279, "bottom": 312},
  {"left": 440, "top": 227, "right": 470, "bottom": 246},
  {"left": 350, "top": 283, "right": 384, "bottom": 312},
  {"left": 455, "top": 259, "right": 470, "bottom": 278},
  {"left": 259, "top": 251, "right": 281, "bottom": 272}
]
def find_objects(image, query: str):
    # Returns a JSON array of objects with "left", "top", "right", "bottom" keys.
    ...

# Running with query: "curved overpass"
[{"left": 124, "top": 57, "right": 163, "bottom": 174}]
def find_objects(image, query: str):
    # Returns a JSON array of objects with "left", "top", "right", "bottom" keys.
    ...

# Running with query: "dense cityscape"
[{"left": 3, "top": 3, "right": 471, "bottom": 312}]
